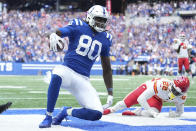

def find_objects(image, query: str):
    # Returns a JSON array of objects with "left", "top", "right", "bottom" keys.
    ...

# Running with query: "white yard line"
[
  {"left": 0, "top": 112, "right": 196, "bottom": 131},
  {"left": 90, "top": 78, "right": 130, "bottom": 81},
  {"left": 0, "top": 86, "right": 26, "bottom": 88},
  {"left": 1, "top": 96, "right": 196, "bottom": 100}
]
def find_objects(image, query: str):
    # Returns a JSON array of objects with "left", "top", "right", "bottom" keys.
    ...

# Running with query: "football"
[
  {"left": 48, "top": 40, "right": 64, "bottom": 52},
  {"left": 57, "top": 40, "right": 65, "bottom": 52}
]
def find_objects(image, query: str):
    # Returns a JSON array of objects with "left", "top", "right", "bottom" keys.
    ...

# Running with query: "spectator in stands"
[{"left": 0, "top": 1, "right": 196, "bottom": 77}]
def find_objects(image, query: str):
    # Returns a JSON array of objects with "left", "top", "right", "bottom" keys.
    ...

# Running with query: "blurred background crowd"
[{"left": 0, "top": 0, "right": 196, "bottom": 75}]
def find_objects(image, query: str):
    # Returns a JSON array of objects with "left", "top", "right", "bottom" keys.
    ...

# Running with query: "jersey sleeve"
[
  {"left": 100, "top": 32, "right": 112, "bottom": 57},
  {"left": 58, "top": 19, "right": 81, "bottom": 38},
  {"left": 173, "top": 43, "right": 179, "bottom": 50}
]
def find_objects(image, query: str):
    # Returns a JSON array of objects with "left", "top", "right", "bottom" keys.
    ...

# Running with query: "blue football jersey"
[{"left": 58, "top": 19, "right": 112, "bottom": 77}]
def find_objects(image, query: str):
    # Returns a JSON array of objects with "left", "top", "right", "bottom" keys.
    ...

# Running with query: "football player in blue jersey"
[{"left": 39, "top": 5, "right": 113, "bottom": 128}]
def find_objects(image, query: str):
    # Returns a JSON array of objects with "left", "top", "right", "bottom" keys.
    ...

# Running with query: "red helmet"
[{"left": 173, "top": 76, "right": 190, "bottom": 93}]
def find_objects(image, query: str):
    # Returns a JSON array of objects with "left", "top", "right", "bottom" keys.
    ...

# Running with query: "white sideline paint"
[
  {"left": 101, "top": 112, "right": 196, "bottom": 126},
  {"left": 0, "top": 112, "right": 196, "bottom": 131},
  {"left": 90, "top": 78, "right": 129, "bottom": 81},
  {"left": 0, "top": 115, "right": 83, "bottom": 131}
]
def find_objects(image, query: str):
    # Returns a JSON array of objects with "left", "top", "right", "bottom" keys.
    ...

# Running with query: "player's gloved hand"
[
  {"left": 169, "top": 111, "right": 181, "bottom": 118},
  {"left": 148, "top": 109, "right": 159, "bottom": 118},
  {"left": 49, "top": 33, "right": 64, "bottom": 52},
  {"left": 103, "top": 95, "right": 113, "bottom": 109},
  {"left": 180, "top": 43, "right": 184, "bottom": 46}
]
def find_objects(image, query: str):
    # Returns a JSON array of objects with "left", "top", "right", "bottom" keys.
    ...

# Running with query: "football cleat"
[
  {"left": 52, "top": 106, "right": 71, "bottom": 125},
  {"left": 39, "top": 115, "right": 52, "bottom": 128},
  {"left": 0, "top": 102, "right": 12, "bottom": 114},
  {"left": 122, "top": 110, "right": 136, "bottom": 116},
  {"left": 103, "top": 109, "right": 111, "bottom": 115}
]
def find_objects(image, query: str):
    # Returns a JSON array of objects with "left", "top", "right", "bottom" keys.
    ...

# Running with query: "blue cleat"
[
  {"left": 52, "top": 107, "right": 71, "bottom": 125},
  {"left": 39, "top": 115, "right": 52, "bottom": 128}
]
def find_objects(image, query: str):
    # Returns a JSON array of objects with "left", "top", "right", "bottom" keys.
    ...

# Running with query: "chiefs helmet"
[{"left": 173, "top": 76, "right": 190, "bottom": 96}]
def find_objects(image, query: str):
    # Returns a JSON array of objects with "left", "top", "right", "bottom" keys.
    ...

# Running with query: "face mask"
[
  {"left": 168, "top": 92, "right": 175, "bottom": 100},
  {"left": 171, "top": 85, "right": 182, "bottom": 96}
]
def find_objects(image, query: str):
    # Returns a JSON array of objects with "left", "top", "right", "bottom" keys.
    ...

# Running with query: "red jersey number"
[{"left": 162, "top": 81, "right": 169, "bottom": 91}]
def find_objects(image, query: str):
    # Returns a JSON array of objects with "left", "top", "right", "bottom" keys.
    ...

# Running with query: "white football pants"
[{"left": 52, "top": 65, "right": 103, "bottom": 113}]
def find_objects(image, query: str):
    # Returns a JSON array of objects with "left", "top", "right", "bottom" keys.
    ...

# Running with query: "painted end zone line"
[
  {"left": 2, "top": 107, "right": 196, "bottom": 115},
  {"left": 1, "top": 107, "right": 196, "bottom": 131}
]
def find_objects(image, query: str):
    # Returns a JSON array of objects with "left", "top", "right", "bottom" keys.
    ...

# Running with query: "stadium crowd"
[
  {"left": 127, "top": 1, "right": 196, "bottom": 17},
  {"left": 0, "top": 1, "right": 196, "bottom": 75}
]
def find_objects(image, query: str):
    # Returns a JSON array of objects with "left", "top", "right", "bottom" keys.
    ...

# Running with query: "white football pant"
[{"left": 52, "top": 65, "right": 103, "bottom": 113}]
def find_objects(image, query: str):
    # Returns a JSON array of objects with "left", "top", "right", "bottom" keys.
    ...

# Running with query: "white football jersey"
[
  {"left": 138, "top": 78, "right": 186, "bottom": 113},
  {"left": 173, "top": 39, "right": 192, "bottom": 58}
]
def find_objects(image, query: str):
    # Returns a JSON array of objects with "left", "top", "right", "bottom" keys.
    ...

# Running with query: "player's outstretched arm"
[
  {"left": 56, "top": 30, "right": 63, "bottom": 37},
  {"left": 101, "top": 56, "right": 113, "bottom": 108},
  {"left": 169, "top": 103, "right": 184, "bottom": 118},
  {"left": 137, "top": 88, "right": 159, "bottom": 117},
  {"left": 0, "top": 102, "right": 12, "bottom": 114}
]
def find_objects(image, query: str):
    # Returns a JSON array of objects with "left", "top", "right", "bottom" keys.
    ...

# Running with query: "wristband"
[{"left": 107, "top": 88, "right": 113, "bottom": 92}]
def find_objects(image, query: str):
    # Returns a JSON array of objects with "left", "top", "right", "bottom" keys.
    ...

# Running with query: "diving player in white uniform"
[
  {"left": 39, "top": 5, "right": 113, "bottom": 128},
  {"left": 104, "top": 76, "right": 190, "bottom": 118}
]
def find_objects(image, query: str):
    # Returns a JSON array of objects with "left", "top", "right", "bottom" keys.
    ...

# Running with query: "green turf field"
[{"left": 0, "top": 75, "right": 195, "bottom": 108}]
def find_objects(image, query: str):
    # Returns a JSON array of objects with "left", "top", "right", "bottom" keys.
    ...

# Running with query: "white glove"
[
  {"left": 103, "top": 95, "right": 113, "bottom": 109},
  {"left": 169, "top": 111, "right": 180, "bottom": 118},
  {"left": 148, "top": 109, "right": 159, "bottom": 118},
  {"left": 49, "top": 33, "right": 64, "bottom": 52}
]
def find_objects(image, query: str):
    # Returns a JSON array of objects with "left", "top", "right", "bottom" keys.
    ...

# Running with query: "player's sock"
[
  {"left": 122, "top": 110, "right": 136, "bottom": 116},
  {"left": 71, "top": 108, "right": 102, "bottom": 121},
  {"left": 47, "top": 74, "right": 62, "bottom": 113},
  {"left": 103, "top": 109, "right": 111, "bottom": 115},
  {"left": 112, "top": 101, "right": 127, "bottom": 112}
]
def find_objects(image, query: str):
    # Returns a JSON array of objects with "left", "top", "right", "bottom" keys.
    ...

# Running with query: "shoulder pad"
[
  {"left": 105, "top": 32, "right": 112, "bottom": 42},
  {"left": 68, "top": 19, "right": 84, "bottom": 26}
]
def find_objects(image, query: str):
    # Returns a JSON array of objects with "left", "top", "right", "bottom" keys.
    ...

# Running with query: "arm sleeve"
[
  {"left": 175, "top": 102, "right": 184, "bottom": 117},
  {"left": 173, "top": 43, "right": 180, "bottom": 50},
  {"left": 137, "top": 86, "right": 155, "bottom": 111},
  {"left": 58, "top": 19, "right": 77, "bottom": 38},
  {"left": 58, "top": 26, "right": 73, "bottom": 38},
  {"left": 174, "top": 95, "right": 186, "bottom": 117}
]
